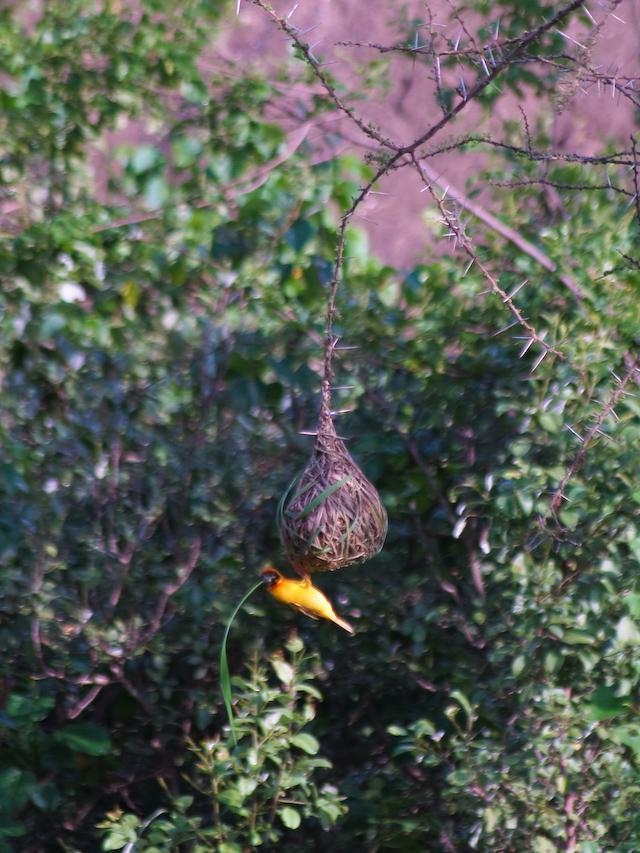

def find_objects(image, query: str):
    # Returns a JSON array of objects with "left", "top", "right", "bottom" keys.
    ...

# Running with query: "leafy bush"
[{"left": 97, "top": 638, "right": 346, "bottom": 851}]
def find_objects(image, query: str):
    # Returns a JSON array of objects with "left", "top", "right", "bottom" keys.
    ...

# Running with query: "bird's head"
[{"left": 261, "top": 567, "right": 282, "bottom": 588}]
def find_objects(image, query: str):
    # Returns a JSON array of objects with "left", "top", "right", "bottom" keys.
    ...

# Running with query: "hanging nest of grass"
[{"left": 278, "top": 401, "right": 388, "bottom": 575}]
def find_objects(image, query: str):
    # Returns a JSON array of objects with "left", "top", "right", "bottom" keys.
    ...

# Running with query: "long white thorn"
[
  {"left": 565, "top": 424, "right": 584, "bottom": 442},
  {"left": 554, "top": 28, "right": 587, "bottom": 50},
  {"left": 505, "top": 278, "right": 529, "bottom": 301},
  {"left": 519, "top": 338, "right": 534, "bottom": 358},
  {"left": 530, "top": 349, "right": 549, "bottom": 373},
  {"left": 492, "top": 320, "right": 519, "bottom": 337}
]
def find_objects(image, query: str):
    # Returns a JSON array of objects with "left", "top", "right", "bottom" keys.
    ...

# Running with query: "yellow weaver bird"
[{"left": 261, "top": 568, "right": 354, "bottom": 635}]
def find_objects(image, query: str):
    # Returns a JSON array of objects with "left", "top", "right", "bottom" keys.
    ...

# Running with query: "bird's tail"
[{"left": 332, "top": 614, "right": 355, "bottom": 635}]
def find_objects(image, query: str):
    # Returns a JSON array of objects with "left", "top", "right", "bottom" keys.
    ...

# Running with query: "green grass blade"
[
  {"left": 283, "top": 476, "right": 319, "bottom": 519},
  {"left": 289, "top": 474, "right": 354, "bottom": 521},
  {"left": 219, "top": 579, "right": 262, "bottom": 746},
  {"left": 276, "top": 472, "right": 297, "bottom": 528},
  {"left": 302, "top": 524, "right": 322, "bottom": 551}
]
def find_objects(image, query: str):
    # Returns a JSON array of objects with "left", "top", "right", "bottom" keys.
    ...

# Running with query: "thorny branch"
[
  {"left": 491, "top": 175, "right": 634, "bottom": 200},
  {"left": 137, "top": 536, "right": 202, "bottom": 647},
  {"left": 416, "top": 160, "right": 585, "bottom": 303},
  {"left": 411, "top": 152, "right": 564, "bottom": 362},
  {"left": 541, "top": 131, "right": 640, "bottom": 534},
  {"left": 248, "top": 0, "right": 640, "bottom": 553},
  {"left": 250, "top": 0, "right": 396, "bottom": 152},
  {"left": 545, "top": 354, "right": 639, "bottom": 523},
  {"left": 251, "top": 0, "right": 587, "bottom": 416}
]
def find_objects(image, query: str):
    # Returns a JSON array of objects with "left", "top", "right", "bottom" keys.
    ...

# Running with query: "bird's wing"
[{"left": 292, "top": 604, "right": 320, "bottom": 621}]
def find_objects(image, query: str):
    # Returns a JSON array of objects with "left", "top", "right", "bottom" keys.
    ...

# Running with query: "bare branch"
[
  {"left": 417, "top": 161, "right": 585, "bottom": 302},
  {"left": 136, "top": 536, "right": 202, "bottom": 647},
  {"left": 630, "top": 135, "right": 640, "bottom": 228},
  {"left": 411, "top": 154, "right": 564, "bottom": 360},
  {"left": 68, "top": 685, "right": 105, "bottom": 720},
  {"left": 400, "top": 0, "right": 588, "bottom": 156},
  {"left": 93, "top": 122, "right": 314, "bottom": 234},
  {"left": 251, "top": 0, "right": 397, "bottom": 151},
  {"left": 546, "top": 354, "right": 639, "bottom": 520}
]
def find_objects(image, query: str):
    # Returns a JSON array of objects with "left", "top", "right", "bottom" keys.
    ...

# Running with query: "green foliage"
[{"left": 97, "top": 640, "right": 346, "bottom": 851}]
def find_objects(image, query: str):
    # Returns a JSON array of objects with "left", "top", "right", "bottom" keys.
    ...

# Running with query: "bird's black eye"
[{"left": 262, "top": 572, "right": 277, "bottom": 586}]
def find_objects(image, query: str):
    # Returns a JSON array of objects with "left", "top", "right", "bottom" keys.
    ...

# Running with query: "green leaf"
[
  {"left": 0, "top": 820, "right": 27, "bottom": 839},
  {"left": 616, "top": 616, "right": 640, "bottom": 645},
  {"left": 624, "top": 593, "right": 640, "bottom": 618},
  {"left": 217, "top": 789, "right": 245, "bottom": 811},
  {"left": 562, "top": 629, "right": 593, "bottom": 645},
  {"left": 237, "top": 777, "right": 258, "bottom": 798},
  {"left": 272, "top": 658, "right": 294, "bottom": 684},
  {"left": 588, "top": 686, "right": 628, "bottom": 721},
  {"left": 284, "top": 219, "right": 314, "bottom": 252},
  {"left": 130, "top": 145, "right": 163, "bottom": 174},
  {"left": 290, "top": 733, "right": 320, "bottom": 755},
  {"left": 449, "top": 690, "right": 474, "bottom": 725},
  {"left": 54, "top": 722, "right": 112, "bottom": 756},
  {"left": 511, "top": 654, "right": 526, "bottom": 676},
  {"left": 532, "top": 835, "right": 557, "bottom": 853},
  {"left": 286, "top": 475, "right": 354, "bottom": 521},
  {"left": 172, "top": 137, "right": 203, "bottom": 169},
  {"left": 3, "top": 693, "right": 54, "bottom": 726},
  {"left": 484, "top": 807, "right": 500, "bottom": 834},
  {"left": 344, "top": 227, "right": 368, "bottom": 267},
  {"left": 279, "top": 806, "right": 301, "bottom": 829},
  {"left": 286, "top": 635, "right": 305, "bottom": 654},
  {"left": 544, "top": 651, "right": 561, "bottom": 674},
  {"left": 144, "top": 176, "right": 169, "bottom": 208},
  {"left": 538, "top": 412, "right": 562, "bottom": 433},
  {"left": 219, "top": 580, "right": 263, "bottom": 746},
  {"left": 0, "top": 768, "right": 37, "bottom": 814},
  {"left": 30, "top": 782, "right": 61, "bottom": 812},
  {"left": 558, "top": 509, "right": 580, "bottom": 529},
  {"left": 612, "top": 724, "right": 640, "bottom": 756},
  {"left": 102, "top": 832, "right": 128, "bottom": 851}
]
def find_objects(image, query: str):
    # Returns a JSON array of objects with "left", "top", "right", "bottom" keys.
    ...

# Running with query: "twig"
[
  {"left": 411, "top": 154, "right": 564, "bottom": 359},
  {"left": 630, "top": 135, "right": 640, "bottom": 227},
  {"left": 93, "top": 122, "right": 312, "bottom": 233},
  {"left": 251, "top": 0, "right": 397, "bottom": 151},
  {"left": 253, "top": 0, "right": 586, "bottom": 408},
  {"left": 468, "top": 136, "right": 633, "bottom": 167},
  {"left": 400, "top": 0, "right": 587, "bottom": 157},
  {"left": 68, "top": 685, "right": 105, "bottom": 720},
  {"left": 492, "top": 175, "right": 633, "bottom": 199},
  {"left": 546, "top": 354, "right": 639, "bottom": 520},
  {"left": 417, "top": 160, "right": 585, "bottom": 302},
  {"left": 137, "top": 536, "right": 202, "bottom": 647}
]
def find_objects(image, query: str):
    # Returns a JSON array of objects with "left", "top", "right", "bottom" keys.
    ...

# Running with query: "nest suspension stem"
[
  {"left": 319, "top": 229, "right": 346, "bottom": 442},
  {"left": 277, "top": 222, "right": 388, "bottom": 575}
]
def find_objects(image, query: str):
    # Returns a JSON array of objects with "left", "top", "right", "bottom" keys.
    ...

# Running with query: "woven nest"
[{"left": 278, "top": 405, "right": 387, "bottom": 574}]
